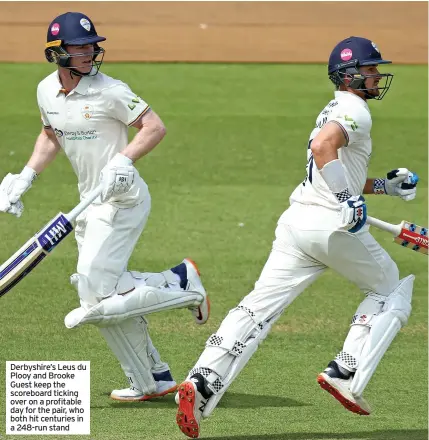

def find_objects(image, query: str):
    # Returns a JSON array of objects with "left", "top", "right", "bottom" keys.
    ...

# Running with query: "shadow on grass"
[
  {"left": 202, "top": 430, "right": 427, "bottom": 440},
  {"left": 103, "top": 391, "right": 306, "bottom": 409}
]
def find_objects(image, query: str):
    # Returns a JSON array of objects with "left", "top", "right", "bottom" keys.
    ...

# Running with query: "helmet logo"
[
  {"left": 340, "top": 48, "right": 353, "bottom": 61},
  {"left": 80, "top": 18, "right": 91, "bottom": 32},
  {"left": 51, "top": 23, "right": 60, "bottom": 36},
  {"left": 371, "top": 42, "right": 380, "bottom": 53}
]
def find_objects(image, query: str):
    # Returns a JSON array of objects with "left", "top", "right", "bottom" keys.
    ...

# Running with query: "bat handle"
[
  {"left": 366, "top": 215, "right": 402, "bottom": 237},
  {"left": 64, "top": 185, "right": 103, "bottom": 222}
]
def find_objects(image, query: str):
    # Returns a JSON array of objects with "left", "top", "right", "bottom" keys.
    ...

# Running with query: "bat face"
[
  {"left": 0, "top": 213, "right": 73, "bottom": 297},
  {"left": 394, "top": 222, "right": 428, "bottom": 255}
]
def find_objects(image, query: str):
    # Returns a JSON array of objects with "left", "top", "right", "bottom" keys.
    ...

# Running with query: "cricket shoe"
[
  {"left": 176, "top": 375, "right": 211, "bottom": 439},
  {"left": 110, "top": 370, "right": 177, "bottom": 402},
  {"left": 171, "top": 258, "right": 210, "bottom": 325},
  {"left": 317, "top": 360, "right": 371, "bottom": 415}
]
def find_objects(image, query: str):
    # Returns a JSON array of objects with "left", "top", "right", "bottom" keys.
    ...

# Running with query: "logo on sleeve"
[
  {"left": 128, "top": 97, "right": 141, "bottom": 111},
  {"left": 343, "top": 115, "right": 358, "bottom": 131}
]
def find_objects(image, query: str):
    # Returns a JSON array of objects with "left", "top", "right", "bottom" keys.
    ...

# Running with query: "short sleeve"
[
  {"left": 108, "top": 84, "right": 150, "bottom": 126},
  {"left": 37, "top": 84, "right": 51, "bottom": 128},
  {"left": 329, "top": 107, "right": 372, "bottom": 146}
]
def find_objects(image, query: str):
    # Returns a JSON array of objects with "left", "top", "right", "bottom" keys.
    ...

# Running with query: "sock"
[
  {"left": 152, "top": 370, "right": 174, "bottom": 382},
  {"left": 190, "top": 373, "right": 213, "bottom": 399},
  {"left": 170, "top": 263, "right": 188, "bottom": 289}
]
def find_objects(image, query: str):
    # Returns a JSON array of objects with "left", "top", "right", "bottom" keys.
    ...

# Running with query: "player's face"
[
  {"left": 360, "top": 65, "right": 382, "bottom": 97},
  {"left": 66, "top": 44, "right": 95, "bottom": 74}
]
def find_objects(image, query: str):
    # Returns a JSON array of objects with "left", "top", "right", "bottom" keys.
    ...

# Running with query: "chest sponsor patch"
[{"left": 54, "top": 128, "right": 98, "bottom": 141}]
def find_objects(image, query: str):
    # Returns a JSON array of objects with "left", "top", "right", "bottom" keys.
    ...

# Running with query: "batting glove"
[
  {"left": 100, "top": 153, "right": 135, "bottom": 203},
  {"left": 0, "top": 166, "right": 36, "bottom": 217},
  {"left": 373, "top": 168, "right": 419, "bottom": 201},
  {"left": 0, "top": 189, "right": 23, "bottom": 217},
  {"left": 337, "top": 192, "right": 367, "bottom": 233}
]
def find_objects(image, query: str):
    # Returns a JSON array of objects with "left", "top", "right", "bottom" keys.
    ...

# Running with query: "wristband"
[
  {"left": 373, "top": 178, "right": 386, "bottom": 195},
  {"left": 20, "top": 166, "right": 37, "bottom": 183}
]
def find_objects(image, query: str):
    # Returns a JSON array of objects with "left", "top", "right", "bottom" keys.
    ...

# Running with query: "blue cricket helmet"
[
  {"left": 46, "top": 12, "right": 106, "bottom": 46},
  {"left": 328, "top": 36, "right": 391, "bottom": 74},
  {"left": 45, "top": 12, "right": 106, "bottom": 76},
  {"left": 328, "top": 36, "right": 393, "bottom": 100}
]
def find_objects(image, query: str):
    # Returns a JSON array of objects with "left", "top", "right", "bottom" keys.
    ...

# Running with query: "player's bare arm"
[
  {"left": 27, "top": 127, "right": 61, "bottom": 174},
  {"left": 122, "top": 109, "right": 167, "bottom": 162},
  {"left": 98, "top": 109, "right": 167, "bottom": 203},
  {"left": 311, "top": 121, "right": 366, "bottom": 233},
  {"left": 0, "top": 127, "right": 61, "bottom": 217},
  {"left": 310, "top": 121, "right": 347, "bottom": 169}
]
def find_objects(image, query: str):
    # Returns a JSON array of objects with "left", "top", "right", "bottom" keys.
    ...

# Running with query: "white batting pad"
[
  {"left": 350, "top": 274, "right": 414, "bottom": 396},
  {"left": 99, "top": 317, "right": 157, "bottom": 395},
  {"left": 64, "top": 285, "right": 204, "bottom": 328},
  {"left": 202, "top": 311, "right": 281, "bottom": 418}
]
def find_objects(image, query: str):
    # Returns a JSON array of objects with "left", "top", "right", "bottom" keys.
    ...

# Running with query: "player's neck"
[
  {"left": 339, "top": 87, "right": 367, "bottom": 102},
  {"left": 58, "top": 68, "right": 83, "bottom": 95}
]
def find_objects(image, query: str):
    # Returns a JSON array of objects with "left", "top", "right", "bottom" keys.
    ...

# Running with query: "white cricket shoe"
[
  {"left": 317, "top": 361, "right": 371, "bottom": 415},
  {"left": 111, "top": 371, "right": 177, "bottom": 402},
  {"left": 176, "top": 379, "right": 208, "bottom": 439},
  {"left": 171, "top": 258, "right": 210, "bottom": 325}
]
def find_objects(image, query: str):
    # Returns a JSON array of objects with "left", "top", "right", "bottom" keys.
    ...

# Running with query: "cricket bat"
[
  {"left": 367, "top": 216, "right": 428, "bottom": 255},
  {"left": 0, "top": 185, "right": 102, "bottom": 297}
]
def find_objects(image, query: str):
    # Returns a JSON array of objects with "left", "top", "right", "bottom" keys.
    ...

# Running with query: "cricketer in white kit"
[
  {"left": 0, "top": 12, "right": 210, "bottom": 402},
  {"left": 175, "top": 37, "right": 420, "bottom": 438}
]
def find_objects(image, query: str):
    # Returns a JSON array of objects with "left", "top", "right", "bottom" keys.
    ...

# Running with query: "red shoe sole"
[
  {"left": 176, "top": 381, "right": 200, "bottom": 438},
  {"left": 317, "top": 374, "right": 370, "bottom": 416},
  {"left": 140, "top": 384, "right": 178, "bottom": 401}
]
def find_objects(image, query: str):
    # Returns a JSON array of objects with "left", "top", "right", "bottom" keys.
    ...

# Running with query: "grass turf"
[{"left": 0, "top": 63, "right": 427, "bottom": 440}]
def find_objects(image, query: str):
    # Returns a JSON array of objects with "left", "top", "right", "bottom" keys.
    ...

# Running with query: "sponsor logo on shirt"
[
  {"left": 54, "top": 128, "right": 98, "bottom": 141},
  {"left": 47, "top": 111, "right": 60, "bottom": 115}
]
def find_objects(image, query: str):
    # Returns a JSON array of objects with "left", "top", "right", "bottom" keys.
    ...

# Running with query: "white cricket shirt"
[
  {"left": 289, "top": 91, "right": 373, "bottom": 210},
  {"left": 37, "top": 71, "right": 151, "bottom": 205}
]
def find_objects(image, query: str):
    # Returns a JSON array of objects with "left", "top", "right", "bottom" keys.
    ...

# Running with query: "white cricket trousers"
[
  {"left": 74, "top": 192, "right": 151, "bottom": 304},
  {"left": 241, "top": 202, "right": 399, "bottom": 318},
  {"left": 195, "top": 202, "right": 399, "bottom": 378}
]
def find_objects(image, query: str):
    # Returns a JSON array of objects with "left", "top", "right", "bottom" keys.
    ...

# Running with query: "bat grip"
[
  {"left": 366, "top": 215, "right": 402, "bottom": 237},
  {"left": 64, "top": 185, "right": 103, "bottom": 222}
]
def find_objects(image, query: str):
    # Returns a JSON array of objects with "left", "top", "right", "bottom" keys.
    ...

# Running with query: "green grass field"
[{"left": 0, "top": 63, "right": 427, "bottom": 440}]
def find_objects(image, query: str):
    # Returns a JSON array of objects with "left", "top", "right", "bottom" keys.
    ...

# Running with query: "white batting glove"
[
  {"left": 373, "top": 168, "right": 419, "bottom": 201},
  {"left": 337, "top": 192, "right": 367, "bottom": 233},
  {"left": 0, "top": 167, "right": 36, "bottom": 217},
  {"left": 99, "top": 153, "right": 135, "bottom": 203}
]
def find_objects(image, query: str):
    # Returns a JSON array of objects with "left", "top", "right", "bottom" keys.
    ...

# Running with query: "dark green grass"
[{"left": 0, "top": 64, "right": 427, "bottom": 439}]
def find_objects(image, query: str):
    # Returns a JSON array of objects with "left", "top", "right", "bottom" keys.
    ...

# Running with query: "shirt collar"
[
  {"left": 334, "top": 90, "right": 369, "bottom": 111},
  {"left": 55, "top": 70, "right": 93, "bottom": 97}
]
